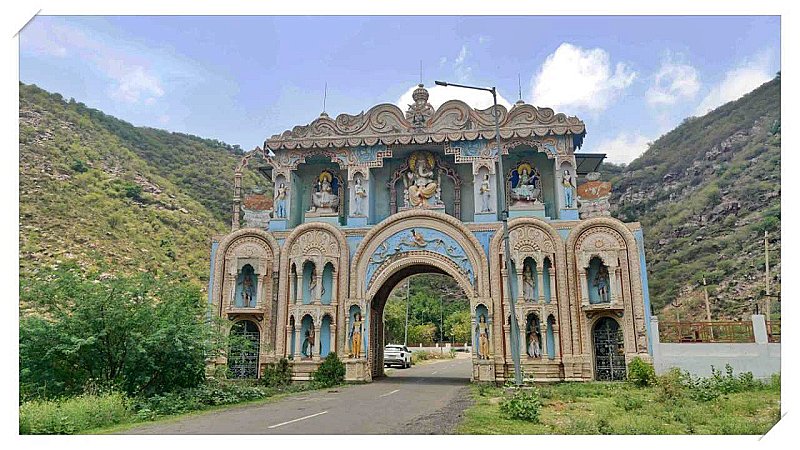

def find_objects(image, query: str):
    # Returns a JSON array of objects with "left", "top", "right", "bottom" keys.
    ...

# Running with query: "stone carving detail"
[
  {"left": 403, "top": 151, "right": 442, "bottom": 208},
  {"left": 289, "top": 229, "right": 341, "bottom": 259},
  {"left": 509, "top": 163, "right": 544, "bottom": 207},
  {"left": 406, "top": 84, "right": 435, "bottom": 127},
  {"left": 309, "top": 170, "right": 340, "bottom": 214},
  {"left": 266, "top": 97, "right": 585, "bottom": 150}
]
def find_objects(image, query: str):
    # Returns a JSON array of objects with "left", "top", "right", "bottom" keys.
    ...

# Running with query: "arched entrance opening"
[
  {"left": 368, "top": 264, "right": 471, "bottom": 380},
  {"left": 592, "top": 317, "right": 626, "bottom": 381},
  {"left": 228, "top": 320, "right": 260, "bottom": 379}
]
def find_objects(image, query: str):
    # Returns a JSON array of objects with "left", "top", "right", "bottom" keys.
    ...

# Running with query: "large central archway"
[{"left": 349, "top": 209, "right": 493, "bottom": 382}]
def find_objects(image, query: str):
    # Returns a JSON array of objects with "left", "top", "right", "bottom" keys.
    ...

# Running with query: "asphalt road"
[{"left": 124, "top": 354, "right": 473, "bottom": 435}]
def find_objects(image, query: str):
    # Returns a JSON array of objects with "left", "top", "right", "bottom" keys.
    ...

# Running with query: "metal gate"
[
  {"left": 228, "top": 320, "right": 260, "bottom": 379},
  {"left": 593, "top": 317, "right": 626, "bottom": 381}
]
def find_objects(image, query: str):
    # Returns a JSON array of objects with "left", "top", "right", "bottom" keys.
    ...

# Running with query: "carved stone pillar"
[
  {"left": 553, "top": 323, "right": 561, "bottom": 359},
  {"left": 331, "top": 267, "right": 338, "bottom": 305},
  {"left": 516, "top": 268, "right": 525, "bottom": 303},
  {"left": 611, "top": 264, "right": 622, "bottom": 306},
  {"left": 330, "top": 323, "right": 337, "bottom": 354},
  {"left": 289, "top": 267, "right": 297, "bottom": 305},
  {"left": 503, "top": 323, "right": 511, "bottom": 361},
  {"left": 536, "top": 261, "right": 546, "bottom": 304},
  {"left": 540, "top": 311, "right": 549, "bottom": 360},
  {"left": 579, "top": 269, "right": 590, "bottom": 307},
  {"left": 293, "top": 326, "right": 301, "bottom": 361},
  {"left": 548, "top": 264, "right": 556, "bottom": 304},
  {"left": 315, "top": 264, "right": 323, "bottom": 305},
  {"left": 285, "top": 324, "right": 292, "bottom": 358},
  {"left": 313, "top": 326, "right": 321, "bottom": 360}
]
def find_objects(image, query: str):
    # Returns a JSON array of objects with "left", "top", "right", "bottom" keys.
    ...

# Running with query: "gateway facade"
[{"left": 208, "top": 84, "right": 654, "bottom": 382}]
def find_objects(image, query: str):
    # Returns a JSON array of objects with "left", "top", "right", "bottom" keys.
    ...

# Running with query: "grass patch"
[
  {"left": 458, "top": 374, "right": 780, "bottom": 435},
  {"left": 411, "top": 349, "right": 456, "bottom": 364}
]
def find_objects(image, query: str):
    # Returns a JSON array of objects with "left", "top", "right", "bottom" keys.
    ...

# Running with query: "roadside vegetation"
[
  {"left": 411, "top": 349, "right": 457, "bottom": 365},
  {"left": 19, "top": 266, "right": 344, "bottom": 434},
  {"left": 459, "top": 358, "right": 780, "bottom": 434}
]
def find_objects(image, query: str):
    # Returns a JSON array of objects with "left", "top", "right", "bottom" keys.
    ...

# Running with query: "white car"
[{"left": 383, "top": 344, "right": 412, "bottom": 369}]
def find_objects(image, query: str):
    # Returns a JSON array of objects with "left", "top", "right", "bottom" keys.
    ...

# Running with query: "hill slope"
[
  {"left": 19, "top": 83, "right": 248, "bottom": 284},
  {"left": 607, "top": 76, "right": 781, "bottom": 320}
]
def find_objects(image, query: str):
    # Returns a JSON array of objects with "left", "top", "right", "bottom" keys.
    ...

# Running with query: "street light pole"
[{"left": 435, "top": 80, "right": 523, "bottom": 386}]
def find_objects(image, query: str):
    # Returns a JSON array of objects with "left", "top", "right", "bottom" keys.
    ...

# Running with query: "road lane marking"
[
  {"left": 267, "top": 411, "right": 328, "bottom": 429},
  {"left": 379, "top": 389, "right": 400, "bottom": 398}
]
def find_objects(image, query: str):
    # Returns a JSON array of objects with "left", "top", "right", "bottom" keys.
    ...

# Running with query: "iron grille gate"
[
  {"left": 593, "top": 318, "right": 626, "bottom": 381},
  {"left": 229, "top": 321, "right": 260, "bottom": 379}
]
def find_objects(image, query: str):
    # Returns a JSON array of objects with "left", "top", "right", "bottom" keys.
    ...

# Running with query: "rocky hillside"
[
  {"left": 607, "top": 76, "right": 781, "bottom": 320},
  {"left": 19, "top": 83, "right": 252, "bottom": 285}
]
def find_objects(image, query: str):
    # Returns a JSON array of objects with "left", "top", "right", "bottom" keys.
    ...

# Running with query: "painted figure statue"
[
  {"left": 274, "top": 183, "right": 287, "bottom": 218},
  {"left": 562, "top": 170, "right": 575, "bottom": 208},
  {"left": 404, "top": 152, "right": 440, "bottom": 208},
  {"left": 310, "top": 172, "right": 339, "bottom": 213},
  {"left": 302, "top": 328, "right": 315, "bottom": 357},
  {"left": 477, "top": 314, "right": 490, "bottom": 360},
  {"left": 242, "top": 273, "right": 255, "bottom": 307},
  {"left": 595, "top": 265, "right": 610, "bottom": 303},
  {"left": 523, "top": 266, "right": 535, "bottom": 301},
  {"left": 527, "top": 330, "right": 542, "bottom": 358},
  {"left": 510, "top": 164, "right": 542, "bottom": 204},
  {"left": 353, "top": 177, "right": 367, "bottom": 216},
  {"left": 350, "top": 312, "right": 363, "bottom": 358},
  {"left": 479, "top": 173, "right": 492, "bottom": 212}
]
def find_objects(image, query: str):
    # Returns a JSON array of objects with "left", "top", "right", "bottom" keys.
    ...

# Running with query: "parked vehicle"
[{"left": 384, "top": 344, "right": 412, "bottom": 368}]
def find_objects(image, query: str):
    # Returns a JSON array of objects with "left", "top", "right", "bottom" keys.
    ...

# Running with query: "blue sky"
[{"left": 20, "top": 15, "right": 780, "bottom": 164}]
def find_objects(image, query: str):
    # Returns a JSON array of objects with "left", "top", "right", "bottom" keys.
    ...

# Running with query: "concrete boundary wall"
[{"left": 651, "top": 315, "right": 780, "bottom": 379}]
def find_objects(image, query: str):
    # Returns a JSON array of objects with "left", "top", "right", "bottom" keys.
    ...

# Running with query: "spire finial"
[
  {"left": 516, "top": 73, "right": 524, "bottom": 105},
  {"left": 322, "top": 82, "right": 328, "bottom": 115},
  {"left": 419, "top": 60, "right": 423, "bottom": 85}
]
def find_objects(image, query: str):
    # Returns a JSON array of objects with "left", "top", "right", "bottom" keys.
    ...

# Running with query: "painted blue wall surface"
[
  {"left": 557, "top": 228, "right": 570, "bottom": 240},
  {"left": 634, "top": 229, "right": 654, "bottom": 355},
  {"left": 543, "top": 260, "right": 552, "bottom": 303},
  {"left": 320, "top": 316, "right": 332, "bottom": 357},
  {"left": 234, "top": 264, "right": 258, "bottom": 307},
  {"left": 472, "top": 230, "right": 495, "bottom": 260},
  {"left": 321, "top": 263, "right": 334, "bottom": 305},
  {"left": 302, "top": 261, "right": 314, "bottom": 304},
  {"left": 347, "top": 235, "right": 363, "bottom": 260},
  {"left": 300, "top": 315, "right": 314, "bottom": 357},
  {"left": 546, "top": 317, "right": 556, "bottom": 359}
]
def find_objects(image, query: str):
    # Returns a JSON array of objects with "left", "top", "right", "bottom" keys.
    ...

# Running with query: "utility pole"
[
  {"left": 404, "top": 278, "right": 411, "bottom": 346},
  {"left": 703, "top": 276, "right": 712, "bottom": 321},
  {"left": 765, "top": 230, "right": 770, "bottom": 322}
]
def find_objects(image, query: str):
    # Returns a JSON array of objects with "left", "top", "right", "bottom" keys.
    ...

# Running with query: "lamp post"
[{"left": 434, "top": 80, "right": 523, "bottom": 386}]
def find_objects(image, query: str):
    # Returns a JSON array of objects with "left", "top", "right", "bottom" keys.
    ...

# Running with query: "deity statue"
[
  {"left": 307, "top": 266, "right": 325, "bottom": 299},
  {"left": 404, "top": 152, "right": 440, "bottom": 208},
  {"left": 562, "top": 170, "right": 575, "bottom": 208},
  {"left": 349, "top": 312, "right": 363, "bottom": 358},
  {"left": 522, "top": 266, "right": 535, "bottom": 301},
  {"left": 242, "top": 273, "right": 255, "bottom": 307},
  {"left": 309, "top": 171, "right": 339, "bottom": 214},
  {"left": 274, "top": 183, "right": 287, "bottom": 218},
  {"left": 479, "top": 173, "right": 492, "bottom": 212},
  {"left": 405, "top": 84, "right": 435, "bottom": 127},
  {"left": 353, "top": 177, "right": 367, "bottom": 216},
  {"left": 477, "top": 314, "right": 490, "bottom": 360},
  {"left": 527, "top": 330, "right": 542, "bottom": 358},
  {"left": 510, "top": 163, "right": 542, "bottom": 205},
  {"left": 301, "top": 328, "right": 315, "bottom": 357},
  {"left": 595, "top": 265, "right": 610, "bottom": 303}
]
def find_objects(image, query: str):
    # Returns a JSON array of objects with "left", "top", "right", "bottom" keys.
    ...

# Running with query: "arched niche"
[
  {"left": 546, "top": 314, "right": 557, "bottom": 360},
  {"left": 235, "top": 263, "right": 258, "bottom": 308},
  {"left": 347, "top": 304, "right": 365, "bottom": 359},
  {"left": 320, "top": 314, "right": 333, "bottom": 357},
  {"left": 587, "top": 256, "right": 611, "bottom": 304},
  {"left": 300, "top": 314, "right": 315, "bottom": 358},
  {"left": 525, "top": 313, "right": 542, "bottom": 358},
  {"left": 474, "top": 303, "right": 491, "bottom": 360},
  {"left": 322, "top": 262, "right": 334, "bottom": 305},
  {"left": 288, "top": 315, "right": 296, "bottom": 359},
  {"left": 302, "top": 261, "right": 316, "bottom": 305}
]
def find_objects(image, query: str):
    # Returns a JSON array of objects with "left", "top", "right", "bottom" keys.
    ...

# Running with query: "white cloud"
[
  {"left": 454, "top": 45, "right": 472, "bottom": 82},
  {"left": 106, "top": 64, "right": 165, "bottom": 104},
  {"left": 530, "top": 43, "right": 636, "bottom": 112},
  {"left": 693, "top": 56, "right": 773, "bottom": 116},
  {"left": 478, "top": 36, "right": 490, "bottom": 45},
  {"left": 396, "top": 84, "right": 513, "bottom": 111},
  {"left": 646, "top": 57, "right": 700, "bottom": 106},
  {"left": 593, "top": 132, "right": 651, "bottom": 165}
]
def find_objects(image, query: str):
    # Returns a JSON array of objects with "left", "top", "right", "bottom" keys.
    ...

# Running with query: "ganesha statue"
[{"left": 403, "top": 151, "right": 442, "bottom": 208}]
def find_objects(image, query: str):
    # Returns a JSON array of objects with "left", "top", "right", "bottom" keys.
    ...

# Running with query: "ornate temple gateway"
[{"left": 208, "top": 84, "right": 654, "bottom": 383}]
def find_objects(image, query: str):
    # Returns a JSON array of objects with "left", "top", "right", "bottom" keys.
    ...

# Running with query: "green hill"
[
  {"left": 19, "top": 83, "right": 250, "bottom": 285},
  {"left": 607, "top": 76, "right": 781, "bottom": 320}
]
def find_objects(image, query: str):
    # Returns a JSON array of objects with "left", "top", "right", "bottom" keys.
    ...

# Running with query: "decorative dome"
[{"left": 412, "top": 83, "right": 429, "bottom": 103}]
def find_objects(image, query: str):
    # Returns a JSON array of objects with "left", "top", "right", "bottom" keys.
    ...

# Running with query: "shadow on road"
[{"left": 377, "top": 374, "right": 471, "bottom": 386}]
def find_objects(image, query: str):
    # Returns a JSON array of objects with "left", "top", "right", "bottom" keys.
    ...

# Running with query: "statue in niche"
[
  {"left": 274, "top": 183, "right": 287, "bottom": 218},
  {"left": 309, "top": 171, "right": 339, "bottom": 214},
  {"left": 242, "top": 273, "right": 255, "bottom": 307},
  {"left": 522, "top": 266, "right": 535, "bottom": 301},
  {"left": 594, "top": 264, "right": 610, "bottom": 303},
  {"left": 307, "top": 266, "right": 325, "bottom": 298},
  {"left": 476, "top": 314, "right": 490, "bottom": 360},
  {"left": 562, "top": 170, "right": 576, "bottom": 208},
  {"left": 403, "top": 151, "right": 441, "bottom": 208},
  {"left": 510, "top": 163, "right": 543, "bottom": 206},
  {"left": 479, "top": 173, "right": 492, "bottom": 212},
  {"left": 301, "top": 328, "right": 315, "bottom": 357},
  {"left": 353, "top": 176, "right": 367, "bottom": 216},
  {"left": 405, "top": 84, "right": 435, "bottom": 127},
  {"left": 349, "top": 311, "right": 363, "bottom": 358},
  {"left": 527, "top": 329, "right": 542, "bottom": 358}
]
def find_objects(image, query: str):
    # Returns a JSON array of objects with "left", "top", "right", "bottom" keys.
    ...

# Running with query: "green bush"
[
  {"left": 656, "top": 368, "right": 687, "bottom": 404},
  {"left": 20, "top": 392, "right": 132, "bottom": 434},
  {"left": 312, "top": 352, "right": 345, "bottom": 388},
  {"left": 627, "top": 357, "right": 656, "bottom": 387},
  {"left": 614, "top": 392, "right": 645, "bottom": 411},
  {"left": 499, "top": 388, "right": 542, "bottom": 422},
  {"left": 261, "top": 358, "right": 292, "bottom": 387}
]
